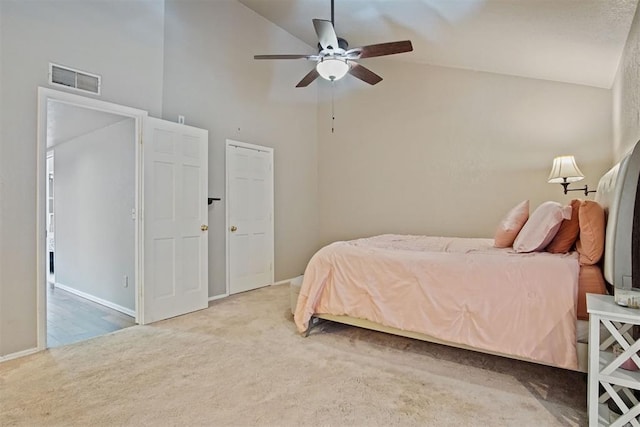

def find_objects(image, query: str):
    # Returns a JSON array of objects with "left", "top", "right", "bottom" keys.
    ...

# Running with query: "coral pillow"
[
  {"left": 546, "top": 199, "right": 582, "bottom": 253},
  {"left": 513, "top": 201, "right": 572, "bottom": 253},
  {"left": 576, "top": 200, "right": 606, "bottom": 265},
  {"left": 494, "top": 200, "right": 529, "bottom": 248},
  {"left": 576, "top": 265, "right": 607, "bottom": 320}
]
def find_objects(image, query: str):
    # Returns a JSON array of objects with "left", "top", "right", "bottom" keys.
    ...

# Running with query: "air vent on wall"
[{"left": 49, "top": 63, "right": 101, "bottom": 95}]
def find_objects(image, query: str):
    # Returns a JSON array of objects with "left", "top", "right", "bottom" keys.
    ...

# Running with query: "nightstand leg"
[{"left": 588, "top": 313, "right": 601, "bottom": 426}]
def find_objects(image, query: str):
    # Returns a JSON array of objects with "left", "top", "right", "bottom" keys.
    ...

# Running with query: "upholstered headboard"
[{"left": 596, "top": 141, "right": 640, "bottom": 289}]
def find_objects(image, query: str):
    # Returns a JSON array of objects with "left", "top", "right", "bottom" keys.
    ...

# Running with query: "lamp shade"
[
  {"left": 316, "top": 58, "right": 349, "bottom": 81},
  {"left": 547, "top": 155, "right": 585, "bottom": 183}
]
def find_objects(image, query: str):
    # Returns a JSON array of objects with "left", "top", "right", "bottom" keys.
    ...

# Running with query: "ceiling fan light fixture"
[{"left": 316, "top": 57, "right": 349, "bottom": 81}]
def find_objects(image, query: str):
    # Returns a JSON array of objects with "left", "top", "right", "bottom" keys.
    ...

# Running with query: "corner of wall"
[
  {"left": 612, "top": 63, "right": 623, "bottom": 161},
  {"left": 0, "top": 0, "right": 5, "bottom": 358},
  {"left": 612, "top": 2, "right": 640, "bottom": 162}
]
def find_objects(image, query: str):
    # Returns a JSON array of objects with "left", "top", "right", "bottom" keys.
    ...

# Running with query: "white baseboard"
[
  {"left": 273, "top": 276, "right": 301, "bottom": 286},
  {"left": 54, "top": 282, "right": 135, "bottom": 317},
  {"left": 0, "top": 347, "right": 40, "bottom": 363},
  {"left": 206, "top": 277, "right": 301, "bottom": 302},
  {"left": 208, "top": 293, "right": 228, "bottom": 302}
]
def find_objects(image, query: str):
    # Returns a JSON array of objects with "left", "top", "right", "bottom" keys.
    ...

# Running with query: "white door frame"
[
  {"left": 225, "top": 139, "right": 275, "bottom": 296},
  {"left": 36, "top": 87, "right": 148, "bottom": 350}
]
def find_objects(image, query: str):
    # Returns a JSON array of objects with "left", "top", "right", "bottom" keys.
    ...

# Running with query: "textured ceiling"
[{"left": 238, "top": 0, "right": 638, "bottom": 88}]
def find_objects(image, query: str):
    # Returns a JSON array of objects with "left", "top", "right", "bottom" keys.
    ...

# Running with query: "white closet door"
[{"left": 226, "top": 140, "right": 274, "bottom": 295}]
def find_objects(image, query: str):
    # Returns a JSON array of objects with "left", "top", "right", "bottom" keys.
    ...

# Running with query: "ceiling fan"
[{"left": 254, "top": 0, "right": 413, "bottom": 87}]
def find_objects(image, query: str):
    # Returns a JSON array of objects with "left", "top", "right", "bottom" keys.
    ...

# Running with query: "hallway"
[{"left": 47, "top": 285, "right": 135, "bottom": 348}]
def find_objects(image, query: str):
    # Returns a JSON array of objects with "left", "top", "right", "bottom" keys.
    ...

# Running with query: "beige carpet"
[{"left": 1, "top": 284, "right": 587, "bottom": 426}]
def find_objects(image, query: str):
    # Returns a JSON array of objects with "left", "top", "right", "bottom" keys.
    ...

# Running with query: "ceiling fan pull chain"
[{"left": 331, "top": 80, "right": 335, "bottom": 133}]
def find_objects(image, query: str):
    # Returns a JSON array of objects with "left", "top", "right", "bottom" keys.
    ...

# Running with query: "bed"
[{"left": 292, "top": 149, "right": 635, "bottom": 373}]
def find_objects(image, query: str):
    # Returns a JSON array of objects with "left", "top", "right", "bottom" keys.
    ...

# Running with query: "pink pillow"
[
  {"left": 513, "top": 201, "right": 572, "bottom": 253},
  {"left": 494, "top": 200, "right": 529, "bottom": 248}
]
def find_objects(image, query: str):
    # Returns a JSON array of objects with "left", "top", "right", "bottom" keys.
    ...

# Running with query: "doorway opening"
[
  {"left": 45, "top": 101, "right": 137, "bottom": 347},
  {"left": 37, "top": 88, "right": 146, "bottom": 350}
]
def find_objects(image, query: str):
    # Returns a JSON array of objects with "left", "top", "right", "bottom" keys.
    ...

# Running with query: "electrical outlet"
[
  {"left": 178, "top": 115, "right": 185, "bottom": 124},
  {"left": 123, "top": 275, "right": 129, "bottom": 288}
]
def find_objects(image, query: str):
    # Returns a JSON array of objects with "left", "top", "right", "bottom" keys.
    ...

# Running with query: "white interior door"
[
  {"left": 142, "top": 117, "right": 208, "bottom": 324},
  {"left": 226, "top": 140, "right": 274, "bottom": 295}
]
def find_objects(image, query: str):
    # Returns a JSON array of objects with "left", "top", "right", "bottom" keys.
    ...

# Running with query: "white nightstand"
[{"left": 588, "top": 294, "right": 640, "bottom": 426}]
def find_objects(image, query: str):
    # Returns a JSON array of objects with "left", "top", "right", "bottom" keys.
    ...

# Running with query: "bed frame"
[
  {"left": 298, "top": 143, "right": 639, "bottom": 374},
  {"left": 306, "top": 313, "right": 590, "bottom": 372}
]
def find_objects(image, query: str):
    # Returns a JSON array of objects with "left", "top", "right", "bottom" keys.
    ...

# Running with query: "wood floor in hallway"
[{"left": 47, "top": 285, "right": 136, "bottom": 348}]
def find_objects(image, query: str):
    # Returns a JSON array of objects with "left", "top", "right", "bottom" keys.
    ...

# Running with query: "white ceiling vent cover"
[{"left": 49, "top": 63, "right": 101, "bottom": 95}]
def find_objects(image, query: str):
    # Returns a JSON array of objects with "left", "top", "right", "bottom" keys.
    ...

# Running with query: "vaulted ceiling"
[{"left": 238, "top": 0, "right": 638, "bottom": 88}]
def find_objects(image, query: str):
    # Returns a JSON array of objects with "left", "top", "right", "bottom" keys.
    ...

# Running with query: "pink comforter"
[{"left": 294, "top": 235, "right": 580, "bottom": 370}]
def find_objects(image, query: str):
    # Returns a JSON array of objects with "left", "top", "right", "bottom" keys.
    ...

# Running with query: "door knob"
[
  {"left": 201, "top": 224, "right": 209, "bottom": 231},
  {"left": 230, "top": 225, "right": 237, "bottom": 232}
]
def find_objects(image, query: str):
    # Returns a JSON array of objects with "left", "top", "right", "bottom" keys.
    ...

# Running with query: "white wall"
[
  {"left": 54, "top": 119, "right": 135, "bottom": 312},
  {"left": 318, "top": 61, "right": 613, "bottom": 244},
  {"left": 0, "top": 0, "right": 164, "bottom": 356},
  {"left": 161, "top": 0, "right": 319, "bottom": 296},
  {"left": 0, "top": 1, "right": 5, "bottom": 356},
  {"left": 613, "top": 4, "right": 640, "bottom": 161}
]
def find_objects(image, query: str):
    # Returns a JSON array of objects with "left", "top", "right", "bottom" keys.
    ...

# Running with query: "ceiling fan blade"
[
  {"left": 357, "top": 40, "right": 413, "bottom": 59},
  {"left": 348, "top": 63, "right": 383, "bottom": 85},
  {"left": 296, "top": 68, "right": 320, "bottom": 88},
  {"left": 254, "top": 54, "right": 317, "bottom": 60},
  {"left": 313, "top": 19, "right": 339, "bottom": 50}
]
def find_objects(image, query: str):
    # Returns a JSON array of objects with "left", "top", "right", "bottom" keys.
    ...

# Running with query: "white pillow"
[{"left": 513, "top": 201, "right": 572, "bottom": 253}]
